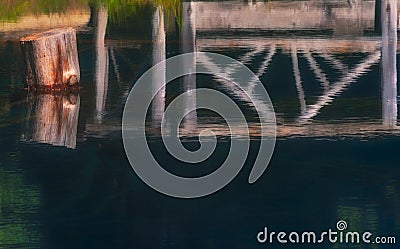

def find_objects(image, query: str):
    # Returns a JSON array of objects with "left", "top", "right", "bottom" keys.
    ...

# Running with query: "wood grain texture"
[
  {"left": 20, "top": 27, "right": 80, "bottom": 90},
  {"left": 22, "top": 93, "right": 80, "bottom": 149}
]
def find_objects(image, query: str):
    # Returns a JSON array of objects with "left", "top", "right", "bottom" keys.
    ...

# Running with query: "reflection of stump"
[
  {"left": 20, "top": 27, "right": 80, "bottom": 90},
  {"left": 22, "top": 93, "right": 80, "bottom": 149}
]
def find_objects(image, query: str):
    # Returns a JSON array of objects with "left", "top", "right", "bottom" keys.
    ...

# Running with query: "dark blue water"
[{"left": 0, "top": 1, "right": 399, "bottom": 248}]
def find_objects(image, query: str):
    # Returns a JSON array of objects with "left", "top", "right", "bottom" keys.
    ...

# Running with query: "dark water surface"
[{"left": 0, "top": 1, "right": 399, "bottom": 248}]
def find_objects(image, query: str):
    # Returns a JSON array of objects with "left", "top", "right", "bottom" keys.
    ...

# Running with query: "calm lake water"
[{"left": 0, "top": 0, "right": 399, "bottom": 248}]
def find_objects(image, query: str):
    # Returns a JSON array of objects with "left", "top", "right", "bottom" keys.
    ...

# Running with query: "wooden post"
[
  {"left": 381, "top": 0, "right": 398, "bottom": 127},
  {"left": 151, "top": 6, "right": 166, "bottom": 128},
  {"left": 93, "top": 6, "right": 109, "bottom": 123},
  {"left": 20, "top": 27, "right": 80, "bottom": 90},
  {"left": 181, "top": 2, "right": 197, "bottom": 131}
]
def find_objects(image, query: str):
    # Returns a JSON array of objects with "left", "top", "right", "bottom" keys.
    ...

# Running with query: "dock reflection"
[
  {"left": 381, "top": 0, "right": 398, "bottom": 128},
  {"left": 151, "top": 6, "right": 166, "bottom": 128},
  {"left": 81, "top": 0, "right": 399, "bottom": 140},
  {"left": 94, "top": 6, "right": 109, "bottom": 124}
]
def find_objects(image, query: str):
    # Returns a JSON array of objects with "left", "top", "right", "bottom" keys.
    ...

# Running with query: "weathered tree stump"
[{"left": 20, "top": 27, "right": 80, "bottom": 90}]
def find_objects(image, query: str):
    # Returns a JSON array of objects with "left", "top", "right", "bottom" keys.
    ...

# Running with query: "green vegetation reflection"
[
  {"left": 0, "top": 0, "right": 181, "bottom": 23},
  {"left": 0, "top": 151, "right": 40, "bottom": 248}
]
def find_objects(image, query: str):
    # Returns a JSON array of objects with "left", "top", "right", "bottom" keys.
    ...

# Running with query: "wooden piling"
[{"left": 20, "top": 27, "right": 80, "bottom": 90}]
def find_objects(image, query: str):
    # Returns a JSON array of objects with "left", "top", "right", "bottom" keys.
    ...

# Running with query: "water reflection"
[
  {"left": 381, "top": 0, "right": 398, "bottom": 128},
  {"left": 79, "top": 0, "right": 400, "bottom": 139},
  {"left": 195, "top": 0, "right": 375, "bottom": 33},
  {"left": 0, "top": 151, "right": 40, "bottom": 248},
  {"left": 151, "top": 6, "right": 166, "bottom": 128},
  {"left": 150, "top": 3, "right": 198, "bottom": 132},
  {"left": 180, "top": 2, "right": 197, "bottom": 131},
  {"left": 0, "top": 1, "right": 399, "bottom": 249},
  {"left": 22, "top": 93, "right": 80, "bottom": 149},
  {"left": 0, "top": 9, "right": 90, "bottom": 40},
  {"left": 94, "top": 6, "right": 109, "bottom": 123},
  {"left": 291, "top": 46, "right": 307, "bottom": 116},
  {"left": 171, "top": 0, "right": 399, "bottom": 138},
  {"left": 296, "top": 50, "right": 381, "bottom": 123}
]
